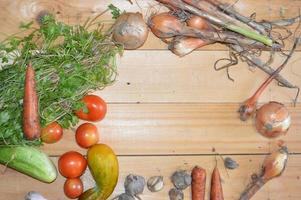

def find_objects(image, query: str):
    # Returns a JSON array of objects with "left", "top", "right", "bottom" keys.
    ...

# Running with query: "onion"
[
  {"left": 186, "top": 15, "right": 211, "bottom": 31},
  {"left": 113, "top": 12, "right": 149, "bottom": 50},
  {"left": 238, "top": 39, "right": 298, "bottom": 121},
  {"left": 148, "top": 12, "right": 185, "bottom": 38},
  {"left": 262, "top": 146, "right": 288, "bottom": 180},
  {"left": 169, "top": 36, "right": 209, "bottom": 57},
  {"left": 255, "top": 102, "right": 291, "bottom": 138},
  {"left": 168, "top": 15, "right": 212, "bottom": 57},
  {"left": 239, "top": 146, "right": 288, "bottom": 200}
]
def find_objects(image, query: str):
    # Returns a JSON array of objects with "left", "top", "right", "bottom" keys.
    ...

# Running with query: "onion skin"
[
  {"left": 262, "top": 146, "right": 288, "bottom": 181},
  {"left": 113, "top": 12, "right": 149, "bottom": 50},
  {"left": 169, "top": 36, "right": 209, "bottom": 57},
  {"left": 239, "top": 147, "right": 288, "bottom": 200},
  {"left": 187, "top": 15, "right": 211, "bottom": 31},
  {"left": 255, "top": 102, "right": 291, "bottom": 138},
  {"left": 148, "top": 12, "right": 184, "bottom": 38},
  {"left": 168, "top": 15, "right": 211, "bottom": 57}
]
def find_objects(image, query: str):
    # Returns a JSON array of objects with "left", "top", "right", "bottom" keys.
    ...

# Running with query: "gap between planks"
[{"left": 48, "top": 152, "right": 301, "bottom": 158}]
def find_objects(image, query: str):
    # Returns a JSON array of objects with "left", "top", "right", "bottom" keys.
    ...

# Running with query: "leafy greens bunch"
[{"left": 0, "top": 15, "right": 122, "bottom": 146}]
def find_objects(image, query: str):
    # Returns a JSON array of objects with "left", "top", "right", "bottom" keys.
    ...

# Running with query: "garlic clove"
[{"left": 147, "top": 176, "right": 164, "bottom": 192}]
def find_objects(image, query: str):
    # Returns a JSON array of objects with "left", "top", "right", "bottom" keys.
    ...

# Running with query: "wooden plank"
[
  {"left": 1, "top": 155, "right": 300, "bottom": 200},
  {"left": 0, "top": 0, "right": 300, "bottom": 50},
  {"left": 94, "top": 50, "right": 301, "bottom": 103},
  {"left": 42, "top": 103, "right": 301, "bottom": 156}
]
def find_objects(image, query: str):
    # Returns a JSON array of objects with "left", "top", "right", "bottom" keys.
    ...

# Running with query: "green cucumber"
[{"left": 0, "top": 146, "right": 57, "bottom": 183}]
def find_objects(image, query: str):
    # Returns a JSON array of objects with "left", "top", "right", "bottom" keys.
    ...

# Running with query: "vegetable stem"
[
  {"left": 239, "top": 177, "right": 266, "bottom": 200},
  {"left": 238, "top": 39, "right": 299, "bottom": 121},
  {"left": 227, "top": 24, "right": 273, "bottom": 46},
  {"left": 156, "top": 0, "right": 275, "bottom": 46}
]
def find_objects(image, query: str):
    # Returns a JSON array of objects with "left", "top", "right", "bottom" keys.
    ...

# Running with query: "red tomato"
[
  {"left": 41, "top": 122, "right": 63, "bottom": 144},
  {"left": 64, "top": 178, "right": 83, "bottom": 199},
  {"left": 58, "top": 151, "right": 87, "bottom": 178},
  {"left": 75, "top": 95, "right": 107, "bottom": 122},
  {"left": 76, "top": 123, "right": 99, "bottom": 148}
]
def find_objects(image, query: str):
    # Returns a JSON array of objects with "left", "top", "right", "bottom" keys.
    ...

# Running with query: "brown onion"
[
  {"left": 113, "top": 12, "right": 149, "bottom": 50},
  {"left": 255, "top": 101, "right": 291, "bottom": 138},
  {"left": 186, "top": 15, "right": 211, "bottom": 31},
  {"left": 148, "top": 12, "right": 184, "bottom": 38}
]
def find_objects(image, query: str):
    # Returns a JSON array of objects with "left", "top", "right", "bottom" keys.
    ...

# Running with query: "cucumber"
[{"left": 0, "top": 146, "right": 57, "bottom": 183}]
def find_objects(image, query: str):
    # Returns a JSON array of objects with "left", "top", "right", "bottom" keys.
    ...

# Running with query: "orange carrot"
[
  {"left": 210, "top": 167, "right": 224, "bottom": 200},
  {"left": 191, "top": 166, "right": 206, "bottom": 200},
  {"left": 23, "top": 63, "right": 41, "bottom": 140}
]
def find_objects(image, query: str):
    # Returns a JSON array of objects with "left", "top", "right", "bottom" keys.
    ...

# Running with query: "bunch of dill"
[{"left": 0, "top": 15, "right": 122, "bottom": 146}]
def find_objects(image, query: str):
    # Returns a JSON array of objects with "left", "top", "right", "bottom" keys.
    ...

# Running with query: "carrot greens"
[{"left": 0, "top": 15, "right": 122, "bottom": 146}]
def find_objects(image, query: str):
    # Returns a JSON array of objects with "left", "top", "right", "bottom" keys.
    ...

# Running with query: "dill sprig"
[{"left": 0, "top": 15, "right": 122, "bottom": 146}]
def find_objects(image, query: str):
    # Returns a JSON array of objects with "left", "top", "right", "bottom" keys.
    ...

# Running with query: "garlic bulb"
[
  {"left": 147, "top": 176, "right": 164, "bottom": 192},
  {"left": 171, "top": 170, "right": 191, "bottom": 190}
]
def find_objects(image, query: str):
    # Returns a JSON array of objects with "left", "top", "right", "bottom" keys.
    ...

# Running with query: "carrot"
[
  {"left": 23, "top": 62, "right": 41, "bottom": 140},
  {"left": 210, "top": 167, "right": 224, "bottom": 200},
  {"left": 191, "top": 166, "right": 206, "bottom": 200}
]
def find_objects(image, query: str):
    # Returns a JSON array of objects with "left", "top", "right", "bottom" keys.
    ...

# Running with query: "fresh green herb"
[
  {"left": 108, "top": 4, "right": 122, "bottom": 19},
  {"left": 0, "top": 15, "right": 122, "bottom": 146}
]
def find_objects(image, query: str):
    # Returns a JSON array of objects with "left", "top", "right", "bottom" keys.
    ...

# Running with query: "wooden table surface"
[{"left": 1, "top": 0, "right": 301, "bottom": 199}]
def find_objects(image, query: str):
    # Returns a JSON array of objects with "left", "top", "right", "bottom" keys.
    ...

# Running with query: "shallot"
[
  {"left": 169, "top": 15, "right": 211, "bottom": 57},
  {"left": 239, "top": 147, "right": 288, "bottom": 200},
  {"left": 169, "top": 36, "right": 210, "bottom": 57},
  {"left": 238, "top": 39, "right": 298, "bottom": 121},
  {"left": 148, "top": 12, "right": 270, "bottom": 49},
  {"left": 186, "top": 15, "right": 212, "bottom": 31}
]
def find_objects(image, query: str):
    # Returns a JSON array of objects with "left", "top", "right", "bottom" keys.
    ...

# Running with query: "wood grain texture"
[
  {"left": 42, "top": 103, "right": 301, "bottom": 155},
  {"left": 1, "top": 0, "right": 301, "bottom": 199},
  {"left": 95, "top": 50, "right": 301, "bottom": 103},
  {"left": 0, "top": 0, "right": 300, "bottom": 50},
  {"left": 1, "top": 155, "right": 300, "bottom": 200}
]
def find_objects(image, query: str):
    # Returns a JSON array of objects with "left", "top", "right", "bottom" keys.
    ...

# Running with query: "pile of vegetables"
[
  {"left": 0, "top": 1, "right": 297, "bottom": 200},
  {"left": 0, "top": 14, "right": 122, "bottom": 146},
  {"left": 148, "top": 0, "right": 300, "bottom": 100},
  {"left": 0, "top": 6, "right": 122, "bottom": 199}
]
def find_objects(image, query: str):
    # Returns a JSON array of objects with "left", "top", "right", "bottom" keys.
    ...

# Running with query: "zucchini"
[{"left": 0, "top": 146, "right": 57, "bottom": 183}]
